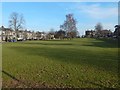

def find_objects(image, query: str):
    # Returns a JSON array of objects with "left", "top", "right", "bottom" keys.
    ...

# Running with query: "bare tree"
[
  {"left": 60, "top": 14, "right": 78, "bottom": 39},
  {"left": 9, "top": 12, "right": 25, "bottom": 38}
]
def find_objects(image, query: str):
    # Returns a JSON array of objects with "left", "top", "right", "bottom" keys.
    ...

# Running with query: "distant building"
[
  {"left": 0, "top": 26, "right": 16, "bottom": 41},
  {"left": 18, "top": 30, "right": 24, "bottom": 39},
  {"left": 0, "top": 26, "right": 49, "bottom": 41},
  {"left": 85, "top": 30, "right": 96, "bottom": 38},
  {"left": 85, "top": 29, "right": 113, "bottom": 38},
  {"left": 40, "top": 32, "right": 47, "bottom": 40},
  {"left": 35, "top": 31, "right": 42, "bottom": 40},
  {"left": 99, "top": 30, "right": 112, "bottom": 37}
]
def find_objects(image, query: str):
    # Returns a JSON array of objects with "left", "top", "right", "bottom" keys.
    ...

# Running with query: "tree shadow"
[
  {"left": 2, "top": 70, "right": 109, "bottom": 88},
  {"left": 23, "top": 42, "right": 73, "bottom": 46},
  {"left": 23, "top": 38, "right": 119, "bottom": 48},
  {"left": 2, "top": 70, "right": 30, "bottom": 87},
  {"left": 3, "top": 39, "right": 119, "bottom": 87},
  {"left": 9, "top": 46, "right": 118, "bottom": 74},
  {"left": 2, "top": 70, "right": 20, "bottom": 82},
  {"left": 83, "top": 38, "right": 119, "bottom": 48}
]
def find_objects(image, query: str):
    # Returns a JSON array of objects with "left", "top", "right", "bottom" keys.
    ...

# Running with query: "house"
[
  {"left": 0, "top": 26, "right": 51, "bottom": 41},
  {"left": 85, "top": 29, "right": 113, "bottom": 38},
  {"left": 0, "top": 26, "right": 16, "bottom": 41},
  {"left": 40, "top": 32, "right": 47, "bottom": 40},
  {"left": 31, "top": 31, "right": 37, "bottom": 40},
  {"left": 26, "top": 31, "right": 33, "bottom": 40},
  {"left": 99, "top": 30, "right": 112, "bottom": 37},
  {"left": 36, "top": 31, "right": 42, "bottom": 40},
  {"left": 85, "top": 30, "right": 96, "bottom": 38},
  {"left": 17, "top": 30, "right": 24, "bottom": 39}
]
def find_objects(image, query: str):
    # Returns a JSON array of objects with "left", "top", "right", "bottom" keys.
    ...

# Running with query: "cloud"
[
  {"left": 63, "top": 3, "right": 117, "bottom": 35},
  {"left": 77, "top": 3, "right": 118, "bottom": 19}
]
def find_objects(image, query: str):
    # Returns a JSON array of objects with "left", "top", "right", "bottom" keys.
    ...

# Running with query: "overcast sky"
[{"left": 1, "top": 2, "right": 118, "bottom": 35}]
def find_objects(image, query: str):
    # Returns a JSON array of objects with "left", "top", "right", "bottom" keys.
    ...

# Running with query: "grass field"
[{"left": 2, "top": 38, "right": 119, "bottom": 88}]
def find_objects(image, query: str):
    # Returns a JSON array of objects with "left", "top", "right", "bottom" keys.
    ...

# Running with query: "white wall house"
[
  {"left": 26, "top": 31, "right": 33, "bottom": 40},
  {"left": 0, "top": 26, "right": 52, "bottom": 41}
]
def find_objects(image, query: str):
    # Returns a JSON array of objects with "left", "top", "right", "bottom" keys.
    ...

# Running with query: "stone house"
[
  {"left": 85, "top": 29, "right": 113, "bottom": 38},
  {"left": 0, "top": 26, "right": 16, "bottom": 41},
  {"left": 85, "top": 30, "right": 96, "bottom": 38},
  {"left": 99, "top": 30, "right": 112, "bottom": 37}
]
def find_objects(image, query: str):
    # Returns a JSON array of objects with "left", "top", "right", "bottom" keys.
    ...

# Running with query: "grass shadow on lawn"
[
  {"left": 9, "top": 45, "right": 118, "bottom": 74},
  {"left": 2, "top": 70, "right": 38, "bottom": 88},
  {"left": 2, "top": 70, "right": 28, "bottom": 87},
  {"left": 2, "top": 70, "right": 42, "bottom": 87},
  {"left": 22, "top": 38, "right": 119, "bottom": 48},
  {"left": 83, "top": 38, "right": 119, "bottom": 48},
  {"left": 2, "top": 70, "right": 20, "bottom": 82},
  {"left": 3, "top": 38, "right": 119, "bottom": 88},
  {"left": 2, "top": 70, "right": 108, "bottom": 88},
  {"left": 22, "top": 41, "right": 73, "bottom": 46}
]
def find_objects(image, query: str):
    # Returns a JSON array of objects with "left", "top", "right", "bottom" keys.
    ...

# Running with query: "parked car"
[{"left": 17, "top": 38, "right": 23, "bottom": 41}]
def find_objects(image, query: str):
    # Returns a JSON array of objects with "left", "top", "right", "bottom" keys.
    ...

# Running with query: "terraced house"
[
  {"left": 0, "top": 26, "right": 46, "bottom": 42},
  {"left": 85, "top": 29, "right": 113, "bottom": 38},
  {"left": 0, "top": 26, "right": 16, "bottom": 41}
]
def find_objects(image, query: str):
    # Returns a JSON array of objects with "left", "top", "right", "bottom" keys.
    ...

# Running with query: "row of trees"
[
  {"left": 6, "top": 12, "right": 120, "bottom": 39},
  {"left": 8, "top": 12, "right": 79, "bottom": 40}
]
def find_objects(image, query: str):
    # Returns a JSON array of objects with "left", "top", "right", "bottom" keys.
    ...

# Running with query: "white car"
[{"left": 17, "top": 38, "right": 23, "bottom": 41}]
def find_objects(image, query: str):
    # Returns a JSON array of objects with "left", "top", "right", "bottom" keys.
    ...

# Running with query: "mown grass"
[{"left": 2, "top": 38, "right": 119, "bottom": 88}]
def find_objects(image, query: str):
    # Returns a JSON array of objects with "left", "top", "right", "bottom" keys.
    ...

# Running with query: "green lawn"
[{"left": 2, "top": 38, "right": 119, "bottom": 88}]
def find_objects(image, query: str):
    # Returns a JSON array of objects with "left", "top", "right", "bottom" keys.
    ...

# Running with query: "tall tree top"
[{"left": 95, "top": 22, "right": 103, "bottom": 31}]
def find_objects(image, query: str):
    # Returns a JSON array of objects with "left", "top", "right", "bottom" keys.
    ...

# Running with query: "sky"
[{"left": 1, "top": 2, "right": 118, "bottom": 35}]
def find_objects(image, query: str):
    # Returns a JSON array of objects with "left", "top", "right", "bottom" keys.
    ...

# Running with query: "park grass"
[{"left": 2, "top": 38, "right": 119, "bottom": 88}]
